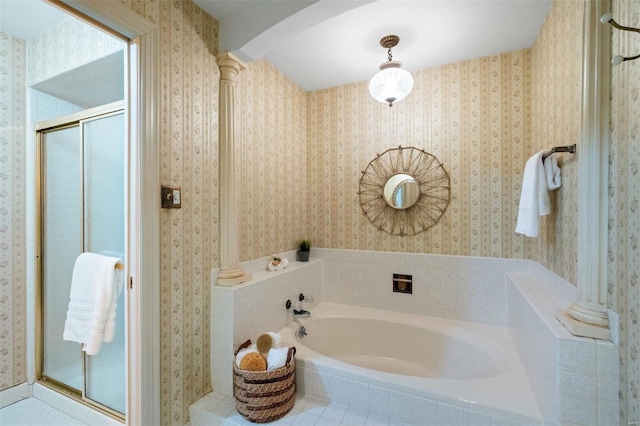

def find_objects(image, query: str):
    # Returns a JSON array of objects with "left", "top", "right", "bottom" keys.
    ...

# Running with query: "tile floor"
[
  {"left": 192, "top": 391, "right": 420, "bottom": 426},
  {"left": 0, "top": 397, "right": 88, "bottom": 426}
]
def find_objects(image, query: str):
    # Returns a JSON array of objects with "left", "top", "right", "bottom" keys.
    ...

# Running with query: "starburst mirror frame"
[{"left": 358, "top": 146, "right": 451, "bottom": 236}]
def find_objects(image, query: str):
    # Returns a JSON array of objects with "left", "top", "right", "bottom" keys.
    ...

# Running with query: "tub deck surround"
[
  {"left": 315, "top": 248, "right": 530, "bottom": 327},
  {"left": 506, "top": 270, "right": 620, "bottom": 425},
  {"left": 210, "top": 252, "right": 322, "bottom": 396},
  {"left": 281, "top": 302, "right": 542, "bottom": 424},
  {"left": 207, "top": 248, "right": 621, "bottom": 424}
]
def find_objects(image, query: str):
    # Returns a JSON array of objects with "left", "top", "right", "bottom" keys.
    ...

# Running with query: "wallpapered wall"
[
  {"left": 236, "top": 60, "right": 309, "bottom": 261},
  {"left": 121, "top": 1, "right": 221, "bottom": 424},
  {"left": 0, "top": 33, "right": 27, "bottom": 392},
  {"left": 307, "top": 50, "right": 531, "bottom": 259},
  {"left": 609, "top": 0, "right": 639, "bottom": 422},
  {"left": 529, "top": 0, "right": 583, "bottom": 286}
]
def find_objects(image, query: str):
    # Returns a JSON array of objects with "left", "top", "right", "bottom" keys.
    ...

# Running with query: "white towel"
[
  {"left": 267, "top": 332, "right": 282, "bottom": 348},
  {"left": 235, "top": 344, "right": 258, "bottom": 368},
  {"left": 516, "top": 151, "right": 551, "bottom": 237},
  {"left": 544, "top": 155, "right": 562, "bottom": 190},
  {"left": 266, "top": 347, "right": 289, "bottom": 371},
  {"left": 63, "top": 253, "right": 123, "bottom": 355}
]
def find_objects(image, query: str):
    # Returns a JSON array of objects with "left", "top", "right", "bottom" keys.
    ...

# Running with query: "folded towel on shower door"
[
  {"left": 63, "top": 252, "right": 124, "bottom": 355},
  {"left": 516, "top": 151, "right": 551, "bottom": 237}
]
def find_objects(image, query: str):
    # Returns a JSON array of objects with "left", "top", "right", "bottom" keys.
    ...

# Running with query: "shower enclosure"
[{"left": 35, "top": 102, "right": 126, "bottom": 420}]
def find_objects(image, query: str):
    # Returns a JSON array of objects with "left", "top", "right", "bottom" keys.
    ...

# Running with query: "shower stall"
[{"left": 35, "top": 101, "right": 126, "bottom": 420}]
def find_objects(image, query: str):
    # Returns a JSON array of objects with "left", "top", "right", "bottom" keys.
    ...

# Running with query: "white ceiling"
[
  {"left": 1, "top": 0, "right": 553, "bottom": 93},
  {"left": 0, "top": 0, "right": 124, "bottom": 109},
  {"left": 0, "top": 0, "right": 69, "bottom": 40},
  {"left": 194, "top": 0, "right": 553, "bottom": 91}
]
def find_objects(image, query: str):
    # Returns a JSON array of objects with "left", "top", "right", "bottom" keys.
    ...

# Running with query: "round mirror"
[
  {"left": 383, "top": 174, "right": 420, "bottom": 209},
  {"left": 358, "top": 146, "right": 450, "bottom": 236}
]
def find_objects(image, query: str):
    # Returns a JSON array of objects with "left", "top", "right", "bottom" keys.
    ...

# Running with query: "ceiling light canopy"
[{"left": 368, "top": 35, "right": 414, "bottom": 107}]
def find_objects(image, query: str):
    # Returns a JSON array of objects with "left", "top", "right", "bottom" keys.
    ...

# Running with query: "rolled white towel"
[
  {"left": 267, "top": 347, "right": 289, "bottom": 370},
  {"left": 276, "top": 258, "right": 288, "bottom": 271},
  {"left": 267, "top": 332, "right": 281, "bottom": 348},
  {"left": 235, "top": 344, "right": 258, "bottom": 368}
]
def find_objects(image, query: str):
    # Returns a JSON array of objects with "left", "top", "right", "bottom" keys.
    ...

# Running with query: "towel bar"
[{"left": 542, "top": 144, "right": 576, "bottom": 160}]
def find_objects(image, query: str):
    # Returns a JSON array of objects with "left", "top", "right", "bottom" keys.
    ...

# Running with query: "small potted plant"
[{"left": 297, "top": 239, "right": 311, "bottom": 262}]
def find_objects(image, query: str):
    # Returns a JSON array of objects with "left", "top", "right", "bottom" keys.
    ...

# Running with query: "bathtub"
[{"left": 279, "top": 302, "right": 542, "bottom": 424}]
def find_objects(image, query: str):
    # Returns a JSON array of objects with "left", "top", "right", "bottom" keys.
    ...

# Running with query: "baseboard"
[{"left": 0, "top": 382, "right": 29, "bottom": 409}]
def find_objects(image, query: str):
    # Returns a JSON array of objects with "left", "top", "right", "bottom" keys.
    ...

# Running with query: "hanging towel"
[
  {"left": 544, "top": 154, "right": 562, "bottom": 190},
  {"left": 516, "top": 151, "right": 552, "bottom": 237},
  {"left": 63, "top": 252, "right": 124, "bottom": 355}
]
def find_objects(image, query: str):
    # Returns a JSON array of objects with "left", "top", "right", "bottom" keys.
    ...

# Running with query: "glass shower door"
[
  {"left": 82, "top": 112, "right": 125, "bottom": 414},
  {"left": 38, "top": 104, "right": 125, "bottom": 418},
  {"left": 41, "top": 125, "right": 84, "bottom": 391}
]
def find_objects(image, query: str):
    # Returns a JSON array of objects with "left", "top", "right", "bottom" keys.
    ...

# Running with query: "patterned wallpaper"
[
  {"left": 529, "top": 0, "right": 583, "bottom": 287},
  {"left": 307, "top": 50, "right": 530, "bottom": 259},
  {"left": 145, "top": 2, "right": 219, "bottom": 424},
  {"left": 0, "top": 33, "right": 27, "bottom": 392},
  {"left": 26, "top": 18, "right": 123, "bottom": 86},
  {"left": 236, "top": 59, "right": 309, "bottom": 261},
  {"left": 609, "top": 0, "right": 639, "bottom": 423}
]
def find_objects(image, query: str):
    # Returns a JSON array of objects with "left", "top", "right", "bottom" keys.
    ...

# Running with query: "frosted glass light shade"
[{"left": 368, "top": 61, "right": 414, "bottom": 106}]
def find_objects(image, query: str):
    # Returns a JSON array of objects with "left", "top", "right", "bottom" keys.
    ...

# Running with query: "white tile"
[
  {"left": 596, "top": 340, "right": 619, "bottom": 382},
  {"left": 412, "top": 396, "right": 437, "bottom": 424},
  {"left": 437, "top": 402, "right": 464, "bottom": 426},
  {"left": 368, "top": 385, "right": 390, "bottom": 415},
  {"left": 0, "top": 397, "right": 87, "bottom": 426},
  {"left": 304, "top": 399, "right": 328, "bottom": 417},
  {"left": 330, "top": 376, "right": 350, "bottom": 400},
  {"left": 490, "top": 415, "right": 521, "bottom": 426},
  {"left": 364, "top": 414, "right": 390, "bottom": 426},
  {"left": 389, "top": 390, "right": 413, "bottom": 416},
  {"left": 322, "top": 403, "right": 348, "bottom": 422},
  {"left": 463, "top": 409, "right": 492, "bottom": 425},
  {"left": 293, "top": 412, "right": 320, "bottom": 425},
  {"left": 340, "top": 408, "right": 368, "bottom": 426},
  {"left": 557, "top": 338, "right": 596, "bottom": 375},
  {"left": 316, "top": 418, "right": 340, "bottom": 426},
  {"left": 212, "top": 402, "right": 235, "bottom": 418},
  {"left": 279, "top": 408, "right": 302, "bottom": 424},
  {"left": 558, "top": 370, "right": 597, "bottom": 424},
  {"left": 348, "top": 380, "right": 369, "bottom": 404}
]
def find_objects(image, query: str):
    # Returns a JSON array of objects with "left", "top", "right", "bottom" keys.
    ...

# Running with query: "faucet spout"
[{"left": 292, "top": 309, "right": 310, "bottom": 318}]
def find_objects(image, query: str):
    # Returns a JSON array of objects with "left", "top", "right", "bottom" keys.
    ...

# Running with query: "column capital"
[{"left": 216, "top": 52, "right": 247, "bottom": 82}]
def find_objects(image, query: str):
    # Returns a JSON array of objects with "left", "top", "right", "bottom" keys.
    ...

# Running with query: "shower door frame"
[
  {"left": 41, "top": 1, "right": 160, "bottom": 424},
  {"left": 35, "top": 101, "right": 126, "bottom": 421}
]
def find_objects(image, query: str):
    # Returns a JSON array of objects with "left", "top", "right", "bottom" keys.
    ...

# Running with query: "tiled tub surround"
[
  {"left": 205, "top": 249, "right": 620, "bottom": 425},
  {"left": 210, "top": 252, "right": 322, "bottom": 396},
  {"left": 507, "top": 268, "right": 620, "bottom": 425},
  {"left": 280, "top": 303, "right": 542, "bottom": 424}
]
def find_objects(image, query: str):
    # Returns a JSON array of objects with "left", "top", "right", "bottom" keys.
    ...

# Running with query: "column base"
[
  {"left": 216, "top": 265, "right": 252, "bottom": 287},
  {"left": 556, "top": 309, "right": 611, "bottom": 340}
]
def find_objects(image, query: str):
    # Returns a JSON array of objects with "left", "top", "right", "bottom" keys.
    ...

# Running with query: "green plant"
[{"left": 298, "top": 239, "right": 311, "bottom": 251}]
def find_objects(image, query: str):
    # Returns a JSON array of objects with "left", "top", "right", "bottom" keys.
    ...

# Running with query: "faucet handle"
[{"left": 298, "top": 293, "right": 314, "bottom": 303}]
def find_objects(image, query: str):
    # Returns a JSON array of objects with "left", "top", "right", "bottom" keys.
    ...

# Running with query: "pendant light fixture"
[{"left": 368, "top": 35, "right": 414, "bottom": 107}]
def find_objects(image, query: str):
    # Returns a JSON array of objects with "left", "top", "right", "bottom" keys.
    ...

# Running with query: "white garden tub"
[{"left": 279, "top": 302, "right": 542, "bottom": 424}]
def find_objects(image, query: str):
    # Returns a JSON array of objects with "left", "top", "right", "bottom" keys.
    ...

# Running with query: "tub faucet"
[{"left": 292, "top": 309, "right": 310, "bottom": 318}]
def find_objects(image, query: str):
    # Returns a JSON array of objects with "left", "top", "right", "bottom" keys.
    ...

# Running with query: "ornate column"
[
  {"left": 556, "top": 0, "right": 611, "bottom": 340},
  {"left": 216, "top": 52, "right": 251, "bottom": 286}
]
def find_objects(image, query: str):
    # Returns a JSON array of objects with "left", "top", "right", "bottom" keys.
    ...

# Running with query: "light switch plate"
[{"left": 161, "top": 185, "right": 181, "bottom": 208}]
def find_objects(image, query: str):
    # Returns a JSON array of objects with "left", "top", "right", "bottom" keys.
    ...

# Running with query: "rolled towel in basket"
[
  {"left": 267, "top": 332, "right": 281, "bottom": 348},
  {"left": 235, "top": 343, "right": 258, "bottom": 368},
  {"left": 267, "top": 346, "right": 289, "bottom": 370}
]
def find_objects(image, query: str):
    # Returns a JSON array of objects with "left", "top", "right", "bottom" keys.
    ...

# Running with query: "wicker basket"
[{"left": 233, "top": 340, "right": 296, "bottom": 423}]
